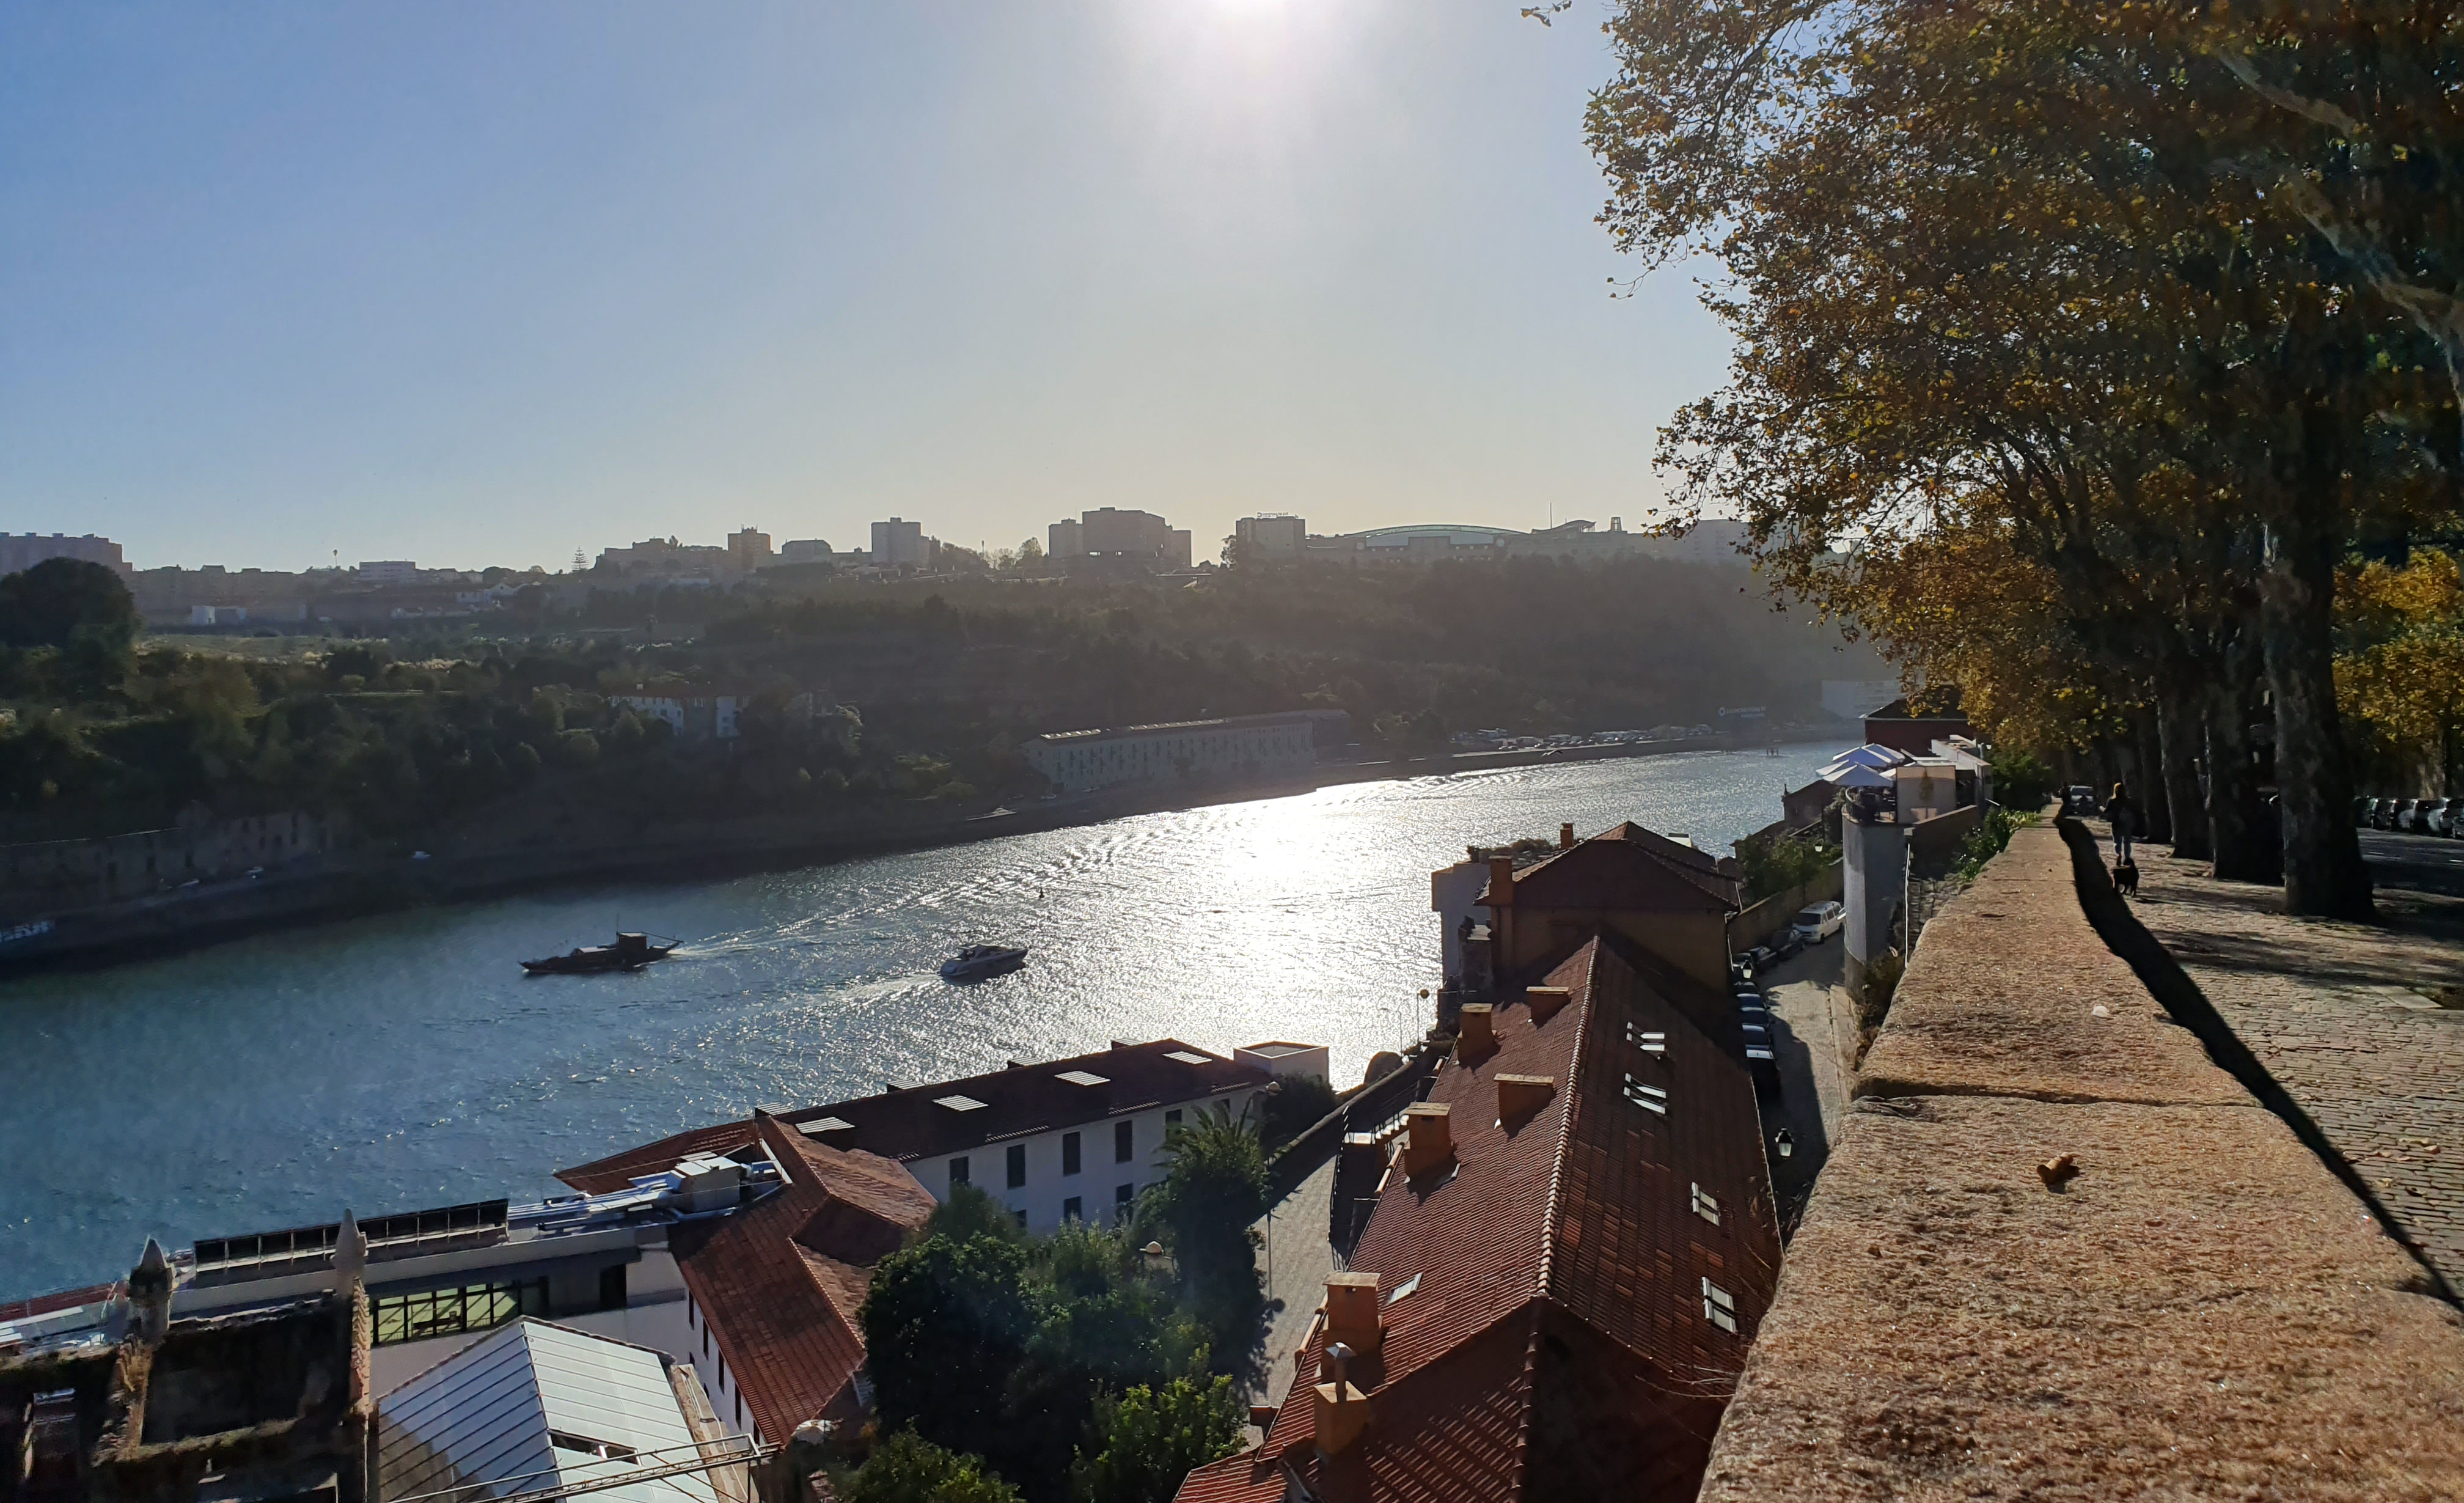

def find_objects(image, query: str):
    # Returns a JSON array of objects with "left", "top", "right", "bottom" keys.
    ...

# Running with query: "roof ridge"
[{"left": 1532, "top": 938, "right": 1599, "bottom": 1310}]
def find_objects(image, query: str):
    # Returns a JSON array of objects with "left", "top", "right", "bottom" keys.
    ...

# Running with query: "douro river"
[{"left": 1, "top": 742, "right": 1849, "bottom": 1294}]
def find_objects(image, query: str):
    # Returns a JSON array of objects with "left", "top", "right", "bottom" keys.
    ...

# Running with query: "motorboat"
[
  {"left": 521, "top": 932, "right": 676, "bottom": 975},
  {"left": 941, "top": 944, "right": 1028, "bottom": 982}
]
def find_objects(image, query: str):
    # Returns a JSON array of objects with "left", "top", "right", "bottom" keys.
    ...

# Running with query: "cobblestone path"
[{"left": 2124, "top": 838, "right": 2464, "bottom": 1291}]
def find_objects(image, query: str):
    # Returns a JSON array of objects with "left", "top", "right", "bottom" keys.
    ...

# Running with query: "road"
[{"left": 1743, "top": 936, "right": 1858, "bottom": 1232}]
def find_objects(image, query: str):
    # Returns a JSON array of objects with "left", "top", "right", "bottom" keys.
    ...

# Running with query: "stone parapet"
[{"left": 1700, "top": 823, "right": 2464, "bottom": 1501}]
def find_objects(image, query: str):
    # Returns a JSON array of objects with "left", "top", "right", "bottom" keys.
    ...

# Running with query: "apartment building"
[{"left": 0, "top": 532, "right": 131, "bottom": 579}]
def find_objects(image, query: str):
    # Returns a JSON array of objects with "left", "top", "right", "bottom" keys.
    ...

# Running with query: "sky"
[{"left": 0, "top": 1, "right": 1732, "bottom": 573}]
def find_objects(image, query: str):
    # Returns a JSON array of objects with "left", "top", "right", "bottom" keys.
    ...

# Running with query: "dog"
[{"left": 2112, "top": 858, "right": 2140, "bottom": 897}]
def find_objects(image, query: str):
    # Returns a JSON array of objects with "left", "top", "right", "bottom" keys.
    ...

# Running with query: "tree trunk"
[
  {"left": 2158, "top": 691, "right": 2207, "bottom": 860},
  {"left": 2130, "top": 709, "right": 2171, "bottom": 843},
  {"left": 2206, "top": 669, "right": 2268, "bottom": 881},
  {"left": 2261, "top": 520, "right": 2374, "bottom": 917}
]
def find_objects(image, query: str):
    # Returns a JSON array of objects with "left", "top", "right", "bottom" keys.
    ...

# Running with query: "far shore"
[{"left": 0, "top": 729, "right": 1839, "bottom": 977}]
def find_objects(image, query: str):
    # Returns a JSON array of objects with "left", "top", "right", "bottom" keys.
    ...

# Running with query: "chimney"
[
  {"left": 1313, "top": 1343, "right": 1372, "bottom": 1455},
  {"left": 1559, "top": 821, "right": 1576, "bottom": 850},
  {"left": 1525, "top": 985, "right": 1571, "bottom": 1023},
  {"left": 1484, "top": 855, "right": 1515, "bottom": 906},
  {"left": 1496, "top": 1074, "right": 1557, "bottom": 1122},
  {"left": 1454, "top": 1003, "right": 1495, "bottom": 1059},
  {"left": 1402, "top": 1102, "right": 1453, "bottom": 1177},
  {"left": 129, "top": 1237, "right": 174, "bottom": 1347},
  {"left": 1324, "top": 1271, "right": 1383, "bottom": 1356}
]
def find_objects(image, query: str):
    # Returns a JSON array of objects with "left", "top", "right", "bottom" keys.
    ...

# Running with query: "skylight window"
[
  {"left": 1387, "top": 1273, "right": 1423, "bottom": 1304},
  {"left": 550, "top": 1432, "right": 637, "bottom": 1463},
  {"left": 1701, "top": 1277, "right": 1737, "bottom": 1334},
  {"left": 1056, "top": 1070, "right": 1110, "bottom": 1087},
  {"left": 1690, "top": 1183, "right": 1721, "bottom": 1226},
  {"left": 1626, "top": 1024, "right": 1667, "bottom": 1056},
  {"left": 796, "top": 1116, "right": 854, "bottom": 1137},
  {"left": 1623, "top": 1075, "right": 1668, "bottom": 1114},
  {"left": 1165, "top": 1051, "right": 1212, "bottom": 1066},
  {"left": 934, "top": 1095, "right": 988, "bottom": 1113}
]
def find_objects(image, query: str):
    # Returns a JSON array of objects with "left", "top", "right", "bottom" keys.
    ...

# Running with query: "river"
[{"left": 0, "top": 741, "right": 1851, "bottom": 1295}]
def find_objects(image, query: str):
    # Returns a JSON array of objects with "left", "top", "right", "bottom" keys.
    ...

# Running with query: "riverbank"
[{"left": 0, "top": 729, "right": 1807, "bottom": 977}]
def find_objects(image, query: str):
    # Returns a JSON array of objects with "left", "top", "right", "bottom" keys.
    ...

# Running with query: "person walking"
[{"left": 2108, "top": 782, "right": 2138, "bottom": 863}]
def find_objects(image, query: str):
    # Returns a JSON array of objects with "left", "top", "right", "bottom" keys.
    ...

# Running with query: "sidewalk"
[{"left": 2117, "top": 829, "right": 2464, "bottom": 1290}]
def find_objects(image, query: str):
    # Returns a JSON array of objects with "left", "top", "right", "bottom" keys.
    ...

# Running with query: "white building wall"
[
  {"left": 1027, "top": 719, "right": 1316, "bottom": 795},
  {"left": 904, "top": 1090, "right": 1263, "bottom": 1237}
]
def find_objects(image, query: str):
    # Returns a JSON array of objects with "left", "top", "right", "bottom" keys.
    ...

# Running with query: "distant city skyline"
[{"left": 1, "top": 2, "right": 1731, "bottom": 573}]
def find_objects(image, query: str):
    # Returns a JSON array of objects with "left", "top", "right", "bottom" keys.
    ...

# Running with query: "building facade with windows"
[
  {"left": 561, "top": 1038, "right": 1321, "bottom": 1240},
  {"left": 0, "top": 532, "right": 131, "bottom": 578},
  {"left": 1024, "top": 711, "right": 1323, "bottom": 795}
]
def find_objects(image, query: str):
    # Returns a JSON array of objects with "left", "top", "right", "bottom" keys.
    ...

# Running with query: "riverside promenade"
[
  {"left": 1700, "top": 821, "right": 2464, "bottom": 1501},
  {"left": 2119, "top": 834, "right": 2464, "bottom": 1293}
]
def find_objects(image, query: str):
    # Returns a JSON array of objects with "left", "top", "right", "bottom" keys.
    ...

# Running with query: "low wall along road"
[{"left": 1701, "top": 821, "right": 2464, "bottom": 1501}]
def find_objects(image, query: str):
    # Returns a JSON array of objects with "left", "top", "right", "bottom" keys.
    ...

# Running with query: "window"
[
  {"left": 598, "top": 1263, "right": 626, "bottom": 1312},
  {"left": 1063, "top": 1197, "right": 1083, "bottom": 1222},
  {"left": 1701, "top": 1277, "right": 1737, "bottom": 1334},
  {"left": 1690, "top": 1183, "right": 1721, "bottom": 1226},
  {"left": 1007, "top": 1144, "right": 1028, "bottom": 1188},
  {"left": 372, "top": 1278, "right": 546, "bottom": 1345},
  {"left": 1164, "top": 1109, "right": 1182, "bottom": 1126},
  {"left": 1063, "top": 1131, "right": 1082, "bottom": 1175},
  {"left": 950, "top": 1156, "right": 969, "bottom": 1186},
  {"left": 1115, "top": 1183, "right": 1134, "bottom": 1210},
  {"left": 1013, "top": 1209, "right": 1028, "bottom": 1228},
  {"left": 551, "top": 1433, "right": 637, "bottom": 1463},
  {"left": 1627, "top": 1023, "right": 1667, "bottom": 1056},
  {"left": 1115, "top": 1121, "right": 1134, "bottom": 1163},
  {"left": 1623, "top": 1075, "right": 1668, "bottom": 1115},
  {"left": 1387, "top": 1273, "right": 1423, "bottom": 1304}
]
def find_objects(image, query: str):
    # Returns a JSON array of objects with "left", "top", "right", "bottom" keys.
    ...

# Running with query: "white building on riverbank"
[{"left": 1024, "top": 710, "right": 1333, "bottom": 794}]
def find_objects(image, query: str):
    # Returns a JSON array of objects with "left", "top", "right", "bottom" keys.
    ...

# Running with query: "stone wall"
[
  {"left": 1697, "top": 821, "right": 2464, "bottom": 1500},
  {"left": 0, "top": 812, "right": 341, "bottom": 917},
  {"left": 1730, "top": 861, "right": 1846, "bottom": 951}
]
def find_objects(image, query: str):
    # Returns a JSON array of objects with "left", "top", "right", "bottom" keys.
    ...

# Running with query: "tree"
[
  {"left": 862, "top": 1235, "right": 1040, "bottom": 1450},
  {"left": 1589, "top": 0, "right": 2437, "bottom": 913},
  {"left": 1142, "top": 1109, "right": 1267, "bottom": 1372},
  {"left": 1068, "top": 1378, "right": 1244, "bottom": 1503},
  {"left": 0, "top": 558, "right": 139, "bottom": 652},
  {"left": 842, "top": 1431, "right": 1023, "bottom": 1503}
]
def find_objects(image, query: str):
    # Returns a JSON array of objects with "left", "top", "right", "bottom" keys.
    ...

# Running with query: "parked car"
[
  {"left": 1770, "top": 930, "right": 1805, "bottom": 961},
  {"left": 2064, "top": 784, "right": 2099, "bottom": 816},
  {"left": 1745, "top": 945, "right": 1777, "bottom": 972},
  {"left": 2367, "top": 797, "right": 2394, "bottom": 829},
  {"left": 2423, "top": 799, "right": 2458, "bottom": 837},
  {"left": 2354, "top": 795, "right": 2375, "bottom": 828},
  {"left": 2396, "top": 798, "right": 2424, "bottom": 832},
  {"left": 2440, "top": 798, "right": 2464, "bottom": 837},
  {"left": 1791, "top": 900, "right": 1846, "bottom": 944}
]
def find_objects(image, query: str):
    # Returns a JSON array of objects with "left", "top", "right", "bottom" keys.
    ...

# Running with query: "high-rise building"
[
  {"left": 1234, "top": 513, "right": 1306, "bottom": 560},
  {"left": 726, "top": 527, "right": 772, "bottom": 571},
  {"left": 1050, "top": 508, "right": 1189, "bottom": 570},
  {"left": 356, "top": 560, "right": 418, "bottom": 586},
  {"left": 0, "top": 532, "right": 131, "bottom": 579},
  {"left": 1048, "top": 518, "right": 1085, "bottom": 559},
  {"left": 870, "top": 517, "right": 927, "bottom": 568}
]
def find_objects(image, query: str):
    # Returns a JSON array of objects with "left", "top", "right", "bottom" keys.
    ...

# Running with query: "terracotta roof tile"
[
  {"left": 1177, "top": 933, "right": 1778, "bottom": 1502},
  {"left": 677, "top": 1117, "right": 934, "bottom": 1443}
]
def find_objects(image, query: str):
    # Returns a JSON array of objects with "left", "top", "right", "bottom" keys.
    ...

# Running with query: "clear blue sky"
[{"left": 0, "top": 1, "right": 1728, "bottom": 573}]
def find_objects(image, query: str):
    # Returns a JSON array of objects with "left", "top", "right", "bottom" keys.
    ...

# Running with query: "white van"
[{"left": 1791, "top": 900, "right": 1845, "bottom": 944}]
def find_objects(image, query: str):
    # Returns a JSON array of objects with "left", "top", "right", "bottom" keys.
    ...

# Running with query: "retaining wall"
[
  {"left": 1730, "top": 862, "right": 1846, "bottom": 951},
  {"left": 1698, "top": 821, "right": 2464, "bottom": 1501}
]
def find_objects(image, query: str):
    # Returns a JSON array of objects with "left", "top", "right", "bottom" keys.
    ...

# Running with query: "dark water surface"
[{"left": 0, "top": 743, "right": 1850, "bottom": 1293}]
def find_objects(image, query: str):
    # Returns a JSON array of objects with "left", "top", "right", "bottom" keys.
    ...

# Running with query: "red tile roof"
[
  {"left": 1495, "top": 825, "right": 1742, "bottom": 914},
  {"left": 557, "top": 1040, "right": 1269, "bottom": 1194},
  {"left": 1176, "top": 932, "right": 1778, "bottom": 1503},
  {"left": 675, "top": 1114, "right": 936, "bottom": 1443}
]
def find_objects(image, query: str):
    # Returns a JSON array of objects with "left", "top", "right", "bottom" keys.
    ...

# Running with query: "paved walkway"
[
  {"left": 1747, "top": 939, "right": 1857, "bottom": 1229},
  {"left": 1246, "top": 1154, "right": 1335, "bottom": 1430},
  {"left": 2119, "top": 828, "right": 2464, "bottom": 1290}
]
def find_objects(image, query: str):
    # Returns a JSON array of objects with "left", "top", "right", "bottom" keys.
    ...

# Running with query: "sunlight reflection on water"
[{"left": 0, "top": 741, "right": 1849, "bottom": 1291}]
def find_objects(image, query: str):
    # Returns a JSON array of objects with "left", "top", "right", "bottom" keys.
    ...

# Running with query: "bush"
[
  {"left": 842, "top": 1431, "right": 1022, "bottom": 1503},
  {"left": 1256, "top": 1075, "right": 1338, "bottom": 1152},
  {"left": 1953, "top": 806, "right": 2032, "bottom": 880},
  {"left": 1144, "top": 1111, "right": 1268, "bottom": 1372},
  {"left": 1737, "top": 829, "right": 1840, "bottom": 903},
  {"left": 1068, "top": 1378, "right": 1244, "bottom": 1503},
  {"left": 1986, "top": 748, "right": 2061, "bottom": 814}
]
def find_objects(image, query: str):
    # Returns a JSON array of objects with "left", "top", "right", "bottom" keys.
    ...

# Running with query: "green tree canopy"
[
  {"left": 1068, "top": 1378, "right": 1245, "bottom": 1503},
  {"left": 842, "top": 1431, "right": 1023, "bottom": 1503}
]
